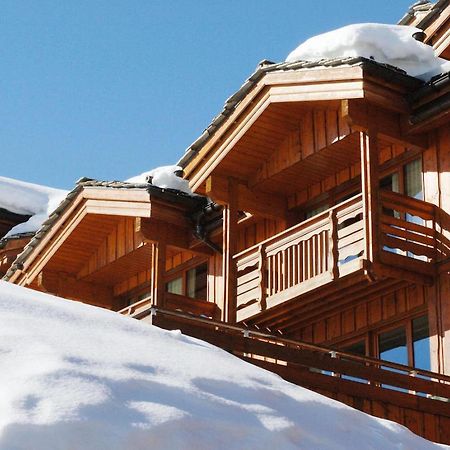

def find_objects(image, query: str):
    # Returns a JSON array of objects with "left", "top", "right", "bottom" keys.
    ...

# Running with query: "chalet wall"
[
  {"left": 293, "top": 283, "right": 429, "bottom": 351},
  {"left": 423, "top": 125, "right": 450, "bottom": 375}
]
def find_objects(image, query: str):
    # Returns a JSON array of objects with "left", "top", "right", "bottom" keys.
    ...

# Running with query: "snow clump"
[{"left": 286, "top": 23, "right": 450, "bottom": 81}]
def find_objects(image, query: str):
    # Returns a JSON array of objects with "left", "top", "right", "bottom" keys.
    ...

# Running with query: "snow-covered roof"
[
  {"left": 0, "top": 281, "right": 444, "bottom": 450},
  {"left": 0, "top": 176, "right": 67, "bottom": 238},
  {"left": 286, "top": 23, "right": 450, "bottom": 81},
  {"left": 177, "top": 55, "right": 421, "bottom": 169},
  {"left": 178, "top": 22, "right": 450, "bottom": 170},
  {"left": 3, "top": 178, "right": 204, "bottom": 281}
]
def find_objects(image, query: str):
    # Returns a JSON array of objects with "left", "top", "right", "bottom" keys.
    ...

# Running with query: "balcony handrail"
[
  {"left": 234, "top": 193, "right": 363, "bottom": 261},
  {"left": 118, "top": 296, "right": 152, "bottom": 315},
  {"left": 380, "top": 190, "right": 435, "bottom": 220},
  {"left": 141, "top": 305, "right": 450, "bottom": 386}
]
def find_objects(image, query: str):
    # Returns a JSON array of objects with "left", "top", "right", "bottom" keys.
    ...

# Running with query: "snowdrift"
[{"left": 0, "top": 281, "right": 445, "bottom": 450}]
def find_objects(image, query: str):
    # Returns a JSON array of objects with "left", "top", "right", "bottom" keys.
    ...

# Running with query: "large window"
[
  {"left": 336, "top": 314, "right": 431, "bottom": 371},
  {"left": 380, "top": 157, "right": 423, "bottom": 200},
  {"left": 376, "top": 314, "right": 430, "bottom": 370},
  {"left": 166, "top": 261, "right": 208, "bottom": 300}
]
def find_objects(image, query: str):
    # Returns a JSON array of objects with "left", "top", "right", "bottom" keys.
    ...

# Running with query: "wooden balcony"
[{"left": 234, "top": 191, "right": 449, "bottom": 325}]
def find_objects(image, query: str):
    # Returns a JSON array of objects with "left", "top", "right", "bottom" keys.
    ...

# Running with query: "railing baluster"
[
  {"left": 329, "top": 209, "right": 339, "bottom": 280},
  {"left": 258, "top": 244, "right": 267, "bottom": 310}
]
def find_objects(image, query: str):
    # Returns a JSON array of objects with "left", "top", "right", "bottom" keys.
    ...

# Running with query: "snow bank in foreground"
[
  {"left": 0, "top": 176, "right": 67, "bottom": 237},
  {"left": 286, "top": 24, "right": 450, "bottom": 80},
  {"left": 127, "top": 165, "right": 192, "bottom": 194},
  {"left": 0, "top": 282, "right": 445, "bottom": 450}
]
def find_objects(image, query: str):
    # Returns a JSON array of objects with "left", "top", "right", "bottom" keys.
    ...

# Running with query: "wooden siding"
[{"left": 294, "top": 283, "right": 427, "bottom": 344}]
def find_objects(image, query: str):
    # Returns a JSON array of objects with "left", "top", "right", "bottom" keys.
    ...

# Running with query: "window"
[
  {"left": 305, "top": 203, "right": 329, "bottom": 220},
  {"left": 412, "top": 315, "right": 431, "bottom": 371},
  {"left": 341, "top": 339, "right": 367, "bottom": 382},
  {"left": 186, "top": 263, "right": 207, "bottom": 300},
  {"left": 378, "top": 327, "right": 408, "bottom": 366},
  {"left": 379, "top": 157, "right": 423, "bottom": 201},
  {"left": 166, "top": 261, "right": 208, "bottom": 300},
  {"left": 404, "top": 158, "right": 423, "bottom": 201},
  {"left": 376, "top": 314, "right": 430, "bottom": 370}
]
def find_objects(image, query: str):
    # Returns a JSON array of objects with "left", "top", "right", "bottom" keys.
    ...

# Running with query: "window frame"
[{"left": 165, "top": 257, "right": 209, "bottom": 301}]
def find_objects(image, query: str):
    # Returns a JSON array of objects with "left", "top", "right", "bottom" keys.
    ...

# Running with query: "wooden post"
[
  {"left": 223, "top": 178, "right": 238, "bottom": 323},
  {"left": 152, "top": 241, "right": 166, "bottom": 308},
  {"left": 360, "top": 130, "right": 380, "bottom": 266}
]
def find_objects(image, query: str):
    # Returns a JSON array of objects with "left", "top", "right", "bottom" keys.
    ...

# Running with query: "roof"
[
  {"left": 2, "top": 178, "right": 206, "bottom": 281},
  {"left": 398, "top": 0, "right": 449, "bottom": 27},
  {"left": 177, "top": 56, "right": 423, "bottom": 169}
]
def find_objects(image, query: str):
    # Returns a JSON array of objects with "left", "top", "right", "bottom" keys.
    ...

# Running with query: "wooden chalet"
[
  {"left": 3, "top": 1, "right": 450, "bottom": 444},
  {"left": 4, "top": 178, "right": 220, "bottom": 317}
]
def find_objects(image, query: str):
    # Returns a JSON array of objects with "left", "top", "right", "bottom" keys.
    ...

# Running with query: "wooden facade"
[{"left": 2, "top": 4, "right": 450, "bottom": 444}]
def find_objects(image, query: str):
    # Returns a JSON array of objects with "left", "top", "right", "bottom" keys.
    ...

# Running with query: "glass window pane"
[
  {"left": 305, "top": 203, "right": 329, "bottom": 220},
  {"left": 341, "top": 340, "right": 367, "bottom": 382},
  {"left": 343, "top": 340, "right": 366, "bottom": 356},
  {"left": 166, "top": 277, "right": 183, "bottom": 295},
  {"left": 413, "top": 315, "right": 431, "bottom": 371},
  {"left": 378, "top": 327, "right": 408, "bottom": 366},
  {"left": 380, "top": 173, "right": 399, "bottom": 193},
  {"left": 405, "top": 159, "right": 423, "bottom": 200},
  {"left": 186, "top": 263, "right": 208, "bottom": 300}
]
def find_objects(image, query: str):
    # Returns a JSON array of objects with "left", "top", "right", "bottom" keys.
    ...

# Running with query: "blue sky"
[{"left": 2, "top": 0, "right": 413, "bottom": 189}]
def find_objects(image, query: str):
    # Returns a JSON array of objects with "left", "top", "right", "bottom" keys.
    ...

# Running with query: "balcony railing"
[
  {"left": 379, "top": 190, "right": 450, "bottom": 272},
  {"left": 118, "top": 292, "right": 220, "bottom": 320},
  {"left": 234, "top": 192, "right": 449, "bottom": 321},
  {"left": 234, "top": 194, "right": 364, "bottom": 321}
]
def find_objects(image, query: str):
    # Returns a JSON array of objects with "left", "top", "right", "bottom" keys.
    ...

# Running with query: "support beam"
[
  {"left": 151, "top": 241, "right": 166, "bottom": 308},
  {"left": 342, "top": 99, "right": 428, "bottom": 150},
  {"left": 222, "top": 178, "right": 238, "bottom": 323},
  {"left": 206, "top": 174, "right": 287, "bottom": 220},
  {"left": 360, "top": 130, "right": 380, "bottom": 269},
  {"left": 136, "top": 218, "right": 189, "bottom": 250}
]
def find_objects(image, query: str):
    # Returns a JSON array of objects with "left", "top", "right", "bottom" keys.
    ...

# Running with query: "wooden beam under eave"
[
  {"left": 136, "top": 218, "right": 190, "bottom": 249},
  {"left": 206, "top": 174, "right": 287, "bottom": 221},
  {"left": 341, "top": 99, "right": 429, "bottom": 150},
  {"left": 250, "top": 107, "right": 353, "bottom": 190}
]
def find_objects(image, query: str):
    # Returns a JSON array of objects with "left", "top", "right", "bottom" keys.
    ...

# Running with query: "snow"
[
  {"left": 286, "top": 24, "right": 450, "bottom": 81},
  {"left": 127, "top": 165, "right": 192, "bottom": 195},
  {"left": 0, "top": 281, "right": 446, "bottom": 450},
  {"left": 0, "top": 176, "right": 67, "bottom": 237}
]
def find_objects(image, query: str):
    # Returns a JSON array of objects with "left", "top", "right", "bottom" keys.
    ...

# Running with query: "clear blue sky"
[{"left": 2, "top": 0, "right": 413, "bottom": 189}]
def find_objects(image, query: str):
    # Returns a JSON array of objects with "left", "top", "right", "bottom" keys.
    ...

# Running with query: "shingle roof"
[
  {"left": 2, "top": 178, "right": 205, "bottom": 281},
  {"left": 177, "top": 57, "right": 422, "bottom": 169}
]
